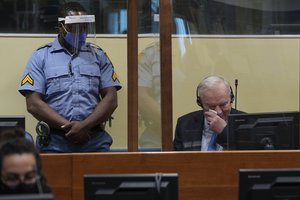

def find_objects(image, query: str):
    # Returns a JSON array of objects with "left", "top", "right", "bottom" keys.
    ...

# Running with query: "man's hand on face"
[{"left": 204, "top": 109, "right": 227, "bottom": 134}]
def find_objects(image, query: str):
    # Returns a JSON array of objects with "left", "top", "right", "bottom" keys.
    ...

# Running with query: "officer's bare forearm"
[
  {"left": 25, "top": 92, "right": 69, "bottom": 128},
  {"left": 82, "top": 87, "right": 117, "bottom": 129}
]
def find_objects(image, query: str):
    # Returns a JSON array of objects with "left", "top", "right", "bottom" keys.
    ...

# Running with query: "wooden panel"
[
  {"left": 41, "top": 151, "right": 300, "bottom": 200},
  {"left": 41, "top": 153, "right": 72, "bottom": 200},
  {"left": 127, "top": 0, "right": 138, "bottom": 151},
  {"left": 160, "top": 0, "right": 173, "bottom": 151},
  {"left": 71, "top": 151, "right": 300, "bottom": 200}
]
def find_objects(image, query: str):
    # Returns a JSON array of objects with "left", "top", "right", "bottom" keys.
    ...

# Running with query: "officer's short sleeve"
[
  {"left": 19, "top": 48, "right": 46, "bottom": 96},
  {"left": 96, "top": 49, "right": 122, "bottom": 91}
]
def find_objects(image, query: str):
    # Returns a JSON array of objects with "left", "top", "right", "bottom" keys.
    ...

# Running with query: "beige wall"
[{"left": 1, "top": 36, "right": 299, "bottom": 148}]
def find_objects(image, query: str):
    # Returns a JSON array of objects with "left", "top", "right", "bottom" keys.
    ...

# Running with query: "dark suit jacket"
[{"left": 173, "top": 108, "right": 244, "bottom": 151}]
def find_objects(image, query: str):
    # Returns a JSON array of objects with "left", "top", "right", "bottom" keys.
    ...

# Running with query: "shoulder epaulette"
[
  {"left": 89, "top": 43, "right": 103, "bottom": 51},
  {"left": 36, "top": 44, "right": 51, "bottom": 51}
]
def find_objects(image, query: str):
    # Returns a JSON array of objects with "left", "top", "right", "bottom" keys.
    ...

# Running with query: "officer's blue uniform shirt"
[{"left": 19, "top": 37, "right": 121, "bottom": 121}]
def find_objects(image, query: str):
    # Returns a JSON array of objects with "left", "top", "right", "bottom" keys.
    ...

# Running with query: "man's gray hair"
[{"left": 197, "top": 75, "right": 232, "bottom": 101}]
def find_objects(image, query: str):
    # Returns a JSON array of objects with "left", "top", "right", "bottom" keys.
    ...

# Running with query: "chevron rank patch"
[
  {"left": 112, "top": 71, "right": 118, "bottom": 82},
  {"left": 21, "top": 73, "right": 34, "bottom": 86}
]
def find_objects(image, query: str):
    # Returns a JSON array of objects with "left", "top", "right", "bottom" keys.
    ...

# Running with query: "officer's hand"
[
  {"left": 62, "top": 121, "right": 91, "bottom": 144},
  {"left": 204, "top": 110, "right": 227, "bottom": 134}
]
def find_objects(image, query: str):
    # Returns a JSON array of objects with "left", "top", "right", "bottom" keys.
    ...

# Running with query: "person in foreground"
[
  {"left": 19, "top": 2, "right": 121, "bottom": 152},
  {"left": 0, "top": 138, "right": 51, "bottom": 194},
  {"left": 0, "top": 128, "right": 34, "bottom": 144},
  {"left": 173, "top": 75, "right": 244, "bottom": 151}
]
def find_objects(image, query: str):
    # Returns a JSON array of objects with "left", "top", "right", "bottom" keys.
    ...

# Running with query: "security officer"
[{"left": 19, "top": 2, "right": 121, "bottom": 152}]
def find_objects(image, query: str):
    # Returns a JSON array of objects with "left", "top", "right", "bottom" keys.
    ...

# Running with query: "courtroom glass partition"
[
  {"left": 137, "top": 38, "right": 161, "bottom": 150},
  {"left": 2, "top": 0, "right": 300, "bottom": 35},
  {"left": 1, "top": 1, "right": 300, "bottom": 151},
  {"left": 171, "top": 1, "right": 300, "bottom": 152}
]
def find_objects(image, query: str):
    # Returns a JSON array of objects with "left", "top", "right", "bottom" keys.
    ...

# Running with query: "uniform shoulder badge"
[
  {"left": 21, "top": 73, "right": 34, "bottom": 86},
  {"left": 112, "top": 71, "right": 118, "bottom": 82}
]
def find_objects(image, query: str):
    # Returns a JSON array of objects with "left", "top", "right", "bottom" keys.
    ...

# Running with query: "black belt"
[
  {"left": 90, "top": 124, "right": 104, "bottom": 133},
  {"left": 50, "top": 124, "right": 104, "bottom": 136}
]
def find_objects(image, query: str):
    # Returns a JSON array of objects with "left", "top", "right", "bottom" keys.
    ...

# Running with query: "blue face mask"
[{"left": 64, "top": 32, "right": 87, "bottom": 49}]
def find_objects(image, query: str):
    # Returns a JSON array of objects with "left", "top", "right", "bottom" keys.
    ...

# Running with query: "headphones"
[{"left": 196, "top": 85, "right": 235, "bottom": 108}]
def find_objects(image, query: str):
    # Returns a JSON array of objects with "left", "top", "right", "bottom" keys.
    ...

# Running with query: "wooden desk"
[
  {"left": 41, "top": 154, "right": 72, "bottom": 200},
  {"left": 42, "top": 151, "right": 300, "bottom": 200}
]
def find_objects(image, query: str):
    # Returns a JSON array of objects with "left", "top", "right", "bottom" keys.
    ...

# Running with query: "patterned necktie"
[{"left": 208, "top": 133, "right": 217, "bottom": 151}]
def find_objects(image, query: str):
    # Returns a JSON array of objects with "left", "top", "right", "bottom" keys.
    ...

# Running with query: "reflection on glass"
[
  {"left": 138, "top": 41, "right": 161, "bottom": 148},
  {"left": 172, "top": 0, "right": 300, "bottom": 35},
  {"left": 2, "top": 0, "right": 300, "bottom": 34},
  {"left": 171, "top": 1, "right": 300, "bottom": 152}
]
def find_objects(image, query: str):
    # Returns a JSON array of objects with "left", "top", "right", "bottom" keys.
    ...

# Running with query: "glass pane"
[
  {"left": 172, "top": 0, "right": 300, "bottom": 151},
  {"left": 138, "top": 0, "right": 161, "bottom": 150},
  {"left": 0, "top": 0, "right": 128, "bottom": 34},
  {"left": 3, "top": 0, "right": 300, "bottom": 35},
  {"left": 0, "top": 1, "right": 128, "bottom": 151},
  {"left": 172, "top": 0, "right": 300, "bottom": 34},
  {"left": 98, "top": 37, "right": 127, "bottom": 150}
]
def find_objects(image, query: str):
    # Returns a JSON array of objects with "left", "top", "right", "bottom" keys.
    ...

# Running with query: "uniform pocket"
[
  {"left": 78, "top": 65, "right": 101, "bottom": 93},
  {"left": 44, "top": 66, "right": 70, "bottom": 95}
]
